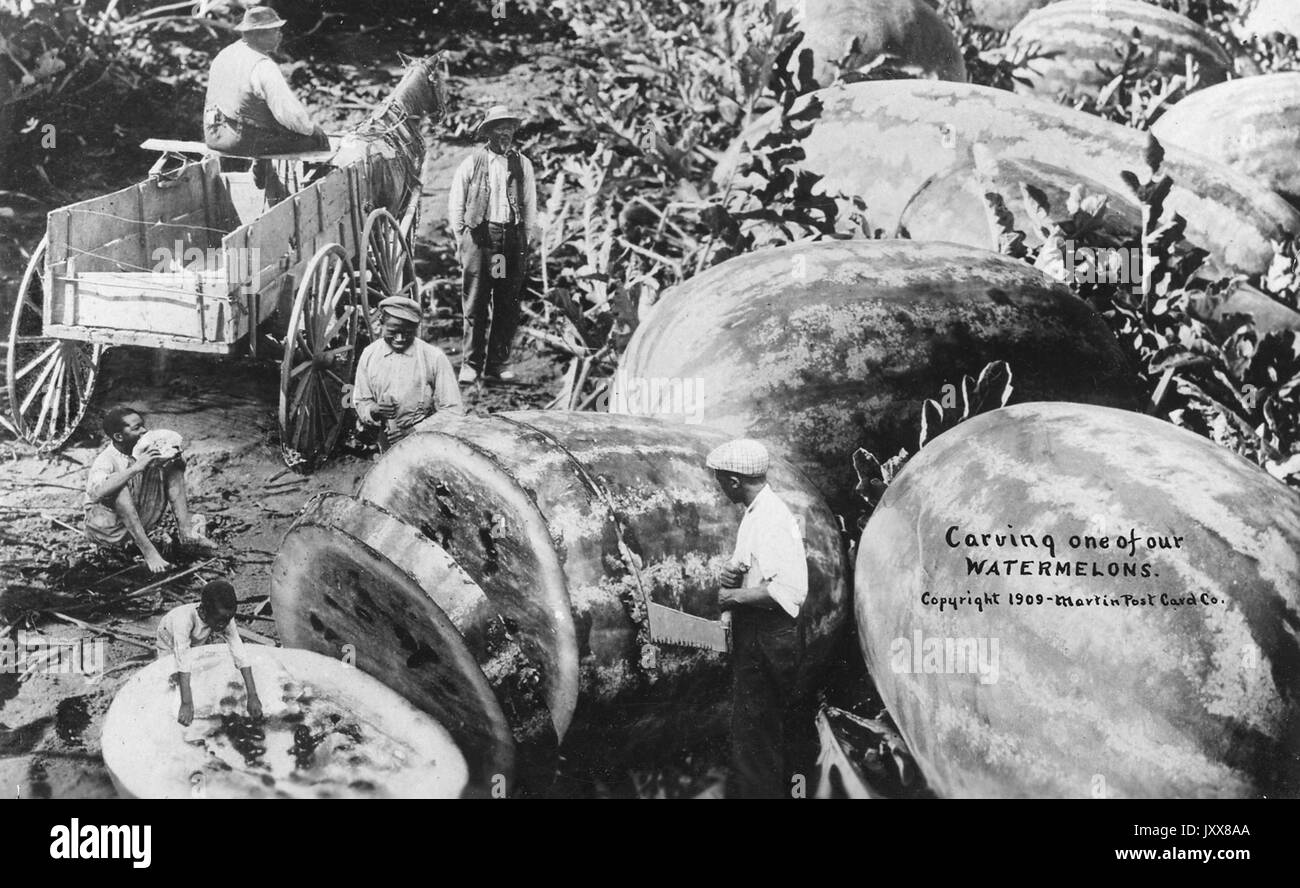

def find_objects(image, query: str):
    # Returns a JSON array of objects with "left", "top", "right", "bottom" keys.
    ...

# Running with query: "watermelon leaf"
[
  {"left": 918, "top": 399, "right": 944, "bottom": 449},
  {"left": 1144, "top": 133, "right": 1165, "bottom": 175}
]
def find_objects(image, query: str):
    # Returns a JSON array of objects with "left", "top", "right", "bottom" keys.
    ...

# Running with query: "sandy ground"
[{"left": 0, "top": 49, "right": 568, "bottom": 798}]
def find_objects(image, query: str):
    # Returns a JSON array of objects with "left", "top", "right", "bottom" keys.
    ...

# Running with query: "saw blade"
[{"left": 646, "top": 602, "right": 730, "bottom": 652}]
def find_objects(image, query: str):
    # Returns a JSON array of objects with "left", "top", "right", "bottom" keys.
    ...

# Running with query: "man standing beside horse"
[{"left": 448, "top": 106, "right": 541, "bottom": 385}]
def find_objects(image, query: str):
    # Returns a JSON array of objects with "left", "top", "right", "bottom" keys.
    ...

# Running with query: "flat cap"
[
  {"left": 378, "top": 296, "right": 422, "bottom": 324},
  {"left": 706, "top": 438, "right": 769, "bottom": 476}
]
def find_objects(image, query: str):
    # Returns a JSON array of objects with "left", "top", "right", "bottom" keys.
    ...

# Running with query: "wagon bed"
[{"left": 45, "top": 151, "right": 393, "bottom": 353}]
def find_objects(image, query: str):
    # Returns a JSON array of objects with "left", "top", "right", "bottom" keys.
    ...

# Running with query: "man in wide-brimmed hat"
[
  {"left": 447, "top": 105, "right": 540, "bottom": 384},
  {"left": 352, "top": 296, "right": 463, "bottom": 450},
  {"left": 203, "top": 5, "right": 329, "bottom": 157}
]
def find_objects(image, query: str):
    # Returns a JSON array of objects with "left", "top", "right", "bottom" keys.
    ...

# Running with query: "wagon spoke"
[
  {"left": 320, "top": 379, "right": 341, "bottom": 436},
  {"left": 289, "top": 358, "right": 313, "bottom": 379},
  {"left": 18, "top": 348, "right": 60, "bottom": 415},
  {"left": 288, "top": 373, "right": 314, "bottom": 428},
  {"left": 311, "top": 381, "right": 330, "bottom": 446},
  {"left": 317, "top": 297, "right": 343, "bottom": 348},
  {"left": 56, "top": 353, "right": 73, "bottom": 440},
  {"left": 15, "top": 342, "right": 59, "bottom": 382},
  {"left": 298, "top": 374, "right": 321, "bottom": 453},
  {"left": 306, "top": 262, "right": 329, "bottom": 336},
  {"left": 301, "top": 270, "right": 321, "bottom": 344},
  {"left": 67, "top": 347, "right": 87, "bottom": 407},
  {"left": 322, "top": 308, "right": 356, "bottom": 348},
  {"left": 319, "top": 260, "right": 346, "bottom": 332},
  {"left": 319, "top": 384, "right": 341, "bottom": 420},
  {"left": 304, "top": 383, "right": 319, "bottom": 453},
  {"left": 31, "top": 352, "right": 64, "bottom": 442},
  {"left": 318, "top": 345, "right": 353, "bottom": 364}
]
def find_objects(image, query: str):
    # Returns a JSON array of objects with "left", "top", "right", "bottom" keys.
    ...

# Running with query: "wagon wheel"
[
  {"left": 359, "top": 208, "right": 420, "bottom": 335},
  {"left": 279, "top": 244, "right": 363, "bottom": 472},
  {"left": 5, "top": 236, "right": 103, "bottom": 450}
]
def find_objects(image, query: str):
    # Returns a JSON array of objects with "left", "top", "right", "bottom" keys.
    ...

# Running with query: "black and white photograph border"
[{"left": 0, "top": 0, "right": 1298, "bottom": 802}]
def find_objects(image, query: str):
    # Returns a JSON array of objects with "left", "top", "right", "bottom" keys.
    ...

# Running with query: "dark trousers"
[
  {"left": 729, "top": 607, "right": 808, "bottom": 799},
  {"left": 204, "top": 115, "right": 328, "bottom": 156},
  {"left": 460, "top": 221, "right": 526, "bottom": 374}
]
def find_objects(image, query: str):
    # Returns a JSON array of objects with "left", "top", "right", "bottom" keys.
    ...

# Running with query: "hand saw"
[{"left": 646, "top": 602, "right": 732, "bottom": 653}]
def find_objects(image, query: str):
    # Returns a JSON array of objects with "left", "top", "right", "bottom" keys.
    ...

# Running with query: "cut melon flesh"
[
  {"left": 103, "top": 645, "right": 468, "bottom": 799},
  {"left": 272, "top": 494, "right": 516, "bottom": 784}
]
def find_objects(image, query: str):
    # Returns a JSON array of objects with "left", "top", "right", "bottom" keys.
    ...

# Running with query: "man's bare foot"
[{"left": 145, "top": 551, "right": 172, "bottom": 574}]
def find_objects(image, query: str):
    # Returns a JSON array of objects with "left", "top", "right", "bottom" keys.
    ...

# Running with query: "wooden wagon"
[{"left": 5, "top": 54, "right": 446, "bottom": 470}]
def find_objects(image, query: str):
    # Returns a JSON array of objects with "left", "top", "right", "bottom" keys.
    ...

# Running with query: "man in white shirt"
[
  {"left": 203, "top": 6, "right": 329, "bottom": 157},
  {"left": 447, "top": 105, "right": 540, "bottom": 384},
  {"left": 352, "top": 296, "right": 464, "bottom": 450},
  {"left": 708, "top": 438, "right": 810, "bottom": 799}
]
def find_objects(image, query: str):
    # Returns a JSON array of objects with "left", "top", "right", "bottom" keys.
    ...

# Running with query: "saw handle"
[{"left": 720, "top": 559, "right": 743, "bottom": 654}]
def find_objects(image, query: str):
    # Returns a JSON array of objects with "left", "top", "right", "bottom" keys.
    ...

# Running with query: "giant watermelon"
[
  {"left": 856, "top": 402, "right": 1300, "bottom": 798},
  {"left": 102, "top": 645, "right": 469, "bottom": 798},
  {"left": 1006, "top": 0, "right": 1232, "bottom": 100},
  {"left": 785, "top": 0, "right": 967, "bottom": 84},
  {"left": 1152, "top": 73, "right": 1300, "bottom": 207},
  {"left": 273, "top": 411, "right": 849, "bottom": 790},
  {"left": 897, "top": 154, "right": 1142, "bottom": 247},
  {"left": 715, "top": 80, "right": 1300, "bottom": 274},
  {"left": 611, "top": 239, "right": 1137, "bottom": 512}
]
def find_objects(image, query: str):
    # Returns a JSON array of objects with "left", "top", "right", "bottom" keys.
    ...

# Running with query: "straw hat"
[
  {"left": 476, "top": 105, "right": 522, "bottom": 139},
  {"left": 235, "top": 6, "right": 286, "bottom": 31}
]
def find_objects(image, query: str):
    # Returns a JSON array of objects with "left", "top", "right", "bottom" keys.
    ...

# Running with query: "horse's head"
[{"left": 382, "top": 53, "right": 450, "bottom": 123}]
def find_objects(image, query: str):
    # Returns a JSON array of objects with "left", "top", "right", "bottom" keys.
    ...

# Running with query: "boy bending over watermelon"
[{"left": 156, "top": 580, "right": 263, "bottom": 726}]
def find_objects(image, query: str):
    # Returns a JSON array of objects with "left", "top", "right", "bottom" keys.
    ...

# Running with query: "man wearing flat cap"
[
  {"left": 707, "top": 438, "right": 810, "bottom": 799},
  {"left": 204, "top": 6, "right": 329, "bottom": 156},
  {"left": 352, "top": 296, "right": 463, "bottom": 449},
  {"left": 448, "top": 105, "right": 540, "bottom": 384}
]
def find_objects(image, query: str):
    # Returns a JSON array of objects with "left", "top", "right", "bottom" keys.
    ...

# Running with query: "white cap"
[{"left": 705, "top": 438, "right": 770, "bottom": 476}]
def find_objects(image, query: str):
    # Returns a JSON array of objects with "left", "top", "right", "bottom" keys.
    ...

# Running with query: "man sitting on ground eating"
[{"left": 83, "top": 405, "right": 217, "bottom": 575}]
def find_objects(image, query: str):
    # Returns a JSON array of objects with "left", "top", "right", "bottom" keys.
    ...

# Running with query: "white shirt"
[
  {"left": 82, "top": 444, "right": 167, "bottom": 546},
  {"left": 732, "top": 485, "right": 808, "bottom": 618},
  {"left": 248, "top": 58, "right": 317, "bottom": 135},
  {"left": 447, "top": 148, "right": 538, "bottom": 231},
  {"left": 156, "top": 603, "right": 249, "bottom": 674},
  {"left": 208, "top": 41, "right": 317, "bottom": 135},
  {"left": 352, "top": 337, "right": 463, "bottom": 426}
]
